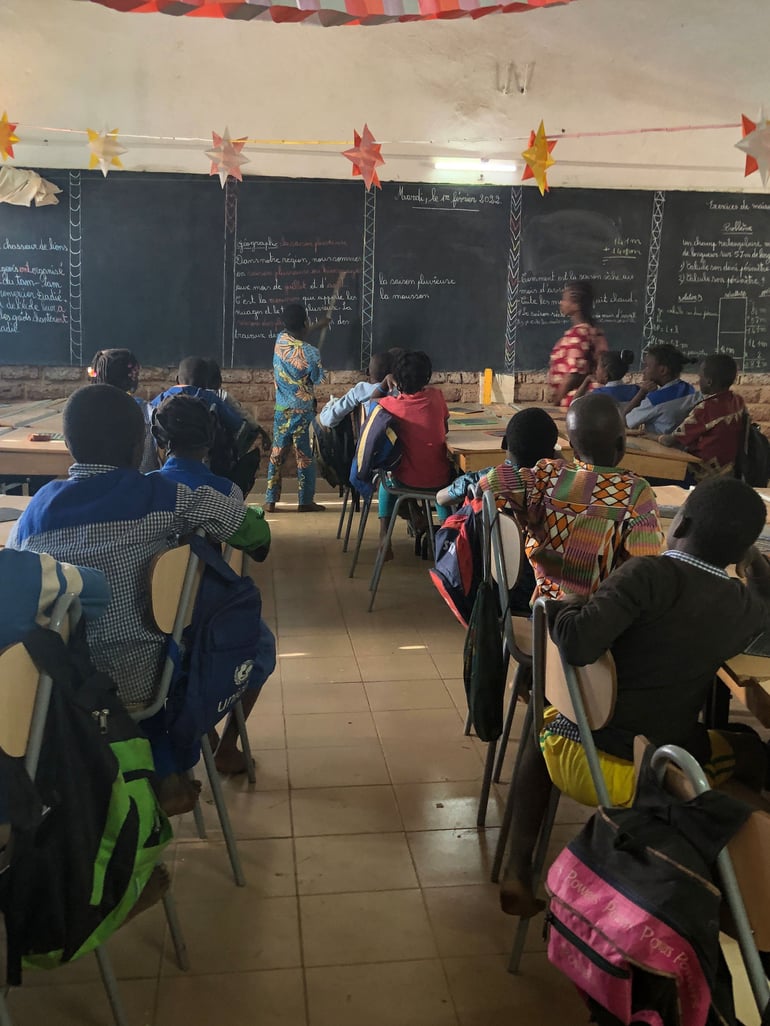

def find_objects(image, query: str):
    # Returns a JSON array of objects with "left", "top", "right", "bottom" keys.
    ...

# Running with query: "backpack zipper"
[
  {"left": 92, "top": 709, "right": 110, "bottom": 734},
  {"left": 545, "top": 911, "right": 631, "bottom": 979}
]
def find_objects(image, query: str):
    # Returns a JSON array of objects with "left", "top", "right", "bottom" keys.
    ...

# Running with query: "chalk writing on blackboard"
[{"left": 0, "top": 239, "right": 69, "bottom": 335}]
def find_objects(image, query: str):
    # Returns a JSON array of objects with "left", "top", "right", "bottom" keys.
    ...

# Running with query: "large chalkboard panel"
[
  {"left": 372, "top": 182, "right": 511, "bottom": 372},
  {"left": 654, "top": 192, "right": 770, "bottom": 370},
  {"left": 81, "top": 172, "right": 226, "bottom": 369},
  {"left": 0, "top": 171, "right": 72, "bottom": 364},
  {"left": 232, "top": 179, "right": 363, "bottom": 370},
  {"left": 516, "top": 188, "right": 653, "bottom": 370}
]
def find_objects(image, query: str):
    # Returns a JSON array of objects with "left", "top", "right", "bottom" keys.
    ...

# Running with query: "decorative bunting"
[
  {"left": 736, "top": 109, "right": 770, "bottom": 187},
  {"left": 87, "top": 128, "right": 126, "bottom": 176},
  {"left": 343, "top": 125, "right": 384, "bottom": 191},
  {"left": 521, "top": 121, "right": 556, "bottom": 196},
  {"left": 0, "top": 112, "right": 19, "bottom": 162},
  {"left": 206, "top": 127, "right": 249, "bottom": 188}
]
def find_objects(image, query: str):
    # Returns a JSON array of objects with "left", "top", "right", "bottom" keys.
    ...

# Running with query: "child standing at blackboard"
[{"left": 265, "top": 303, "right": 329, "bottom": 513}]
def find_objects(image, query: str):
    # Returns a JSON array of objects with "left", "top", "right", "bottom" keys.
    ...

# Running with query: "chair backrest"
[
  {"left": 482, "top": 489, "right": 530, "bottom": 660},
  {"left": 544, "top": 631, "right": 617, "bottom": 731}
]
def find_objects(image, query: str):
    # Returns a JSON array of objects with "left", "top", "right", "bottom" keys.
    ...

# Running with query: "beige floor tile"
[
  {"left": 350, "top": 632, "right": 427, "bottom": 657},
  {"left": 443, "top": 677, "right": 469, "bottom": 712},
  {"left": 254, "top": 676, "right": 283, "bottom": 710},
  {"left": 156, "top": 969, "right": 306, "bottom": 1026},
  {"left": 395, "top": 781, "right": 502, "bottom": 832},
  {"left": 381, "top": 737, "right": 484, "bottom": 785},
  {"left": 250, "top": 748, "right": 290, "bottom": 791},
  {"left": 424, "top": 885, "right": 514, "bottom": 956},
  {"left": 246, "top": 712, "right": 287, "bottom": 750},
  {"left": 296, "top": 832, "right": 418, "bottom": 894},
  {"left": 374, "top": 708, "right": 468, "bottom": 741},
  {"left": 277, "top": 633, "right": 355, "bottom": 658},
  {"left": 431, "top": 650, "right": 466, "bottom": 678},
  {"left": 278, "top": 610, "right": 347, "bottom": 636},
  {"left": 163, "top": 893, "right": 301, "bottom": 975},
  {"left": 305, "top": 960, "right": 458, "bottom": 1026},
  {"left": 301, "top": 890, "right": 438, "bottom": 967},
  {"left": 288, "top": 746, "right": 390, "bottom": 788},
  {"left": 8, "top": 979, "right": 158, "bottom": 1026},
  {"left": 174, "top": 788, "right": 292, "bottom": 842},
  {"left": 443, "top": 953, "right": 583, "bottom": 1025},
  {"left": 554, "top": 793, "right": 594, "bottom": 826},
  {"left": 285, "top": 710, "right": 379, "bottom": 749},
  {"left": 290, "top": 785, "right": 402, "bottom": 836},
  {"left": 407, "top": 828, "right": 501, "bottom": 888},
  {"left": 365, "top": 679, "right": 455, "bottom": 711},
  {"left": 281, "top": 655, "right": 362, "bottom": 686},
  {"left": 173, "top": 837, "right": 295, "bottom": 900},
  {"left": 358, "top": 651, "right": 441, "bottom": 682},
  {"left": 283, "top": 681, "right": 369, "bottom": 714}
]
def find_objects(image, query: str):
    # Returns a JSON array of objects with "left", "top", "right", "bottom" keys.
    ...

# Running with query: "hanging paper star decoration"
[
  {"left": 736, "top": 109, "right": 770, "bottom": 187},
  {"left": 87, "top": 128, "right": 126, "bottom": 176},
  {"left": 0, "top": 112, "right": 19, "bottom": 162},
  {"left": 343, "top": 125, "right": 384, "bottom": 191},
  {"left": 521, "top": 121, "right": 556, "bottom": 196},
  {"left": 206, "top": 128, "right": 249, "bottom": 188}
]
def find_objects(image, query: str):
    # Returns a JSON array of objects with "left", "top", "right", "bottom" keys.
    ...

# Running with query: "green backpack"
[{"left": 0, "top": 624, "right": 171, "bottom": 985}]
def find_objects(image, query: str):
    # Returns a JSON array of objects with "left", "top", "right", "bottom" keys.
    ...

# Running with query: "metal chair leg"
[
  {"left": 477, "top": 738, "right": 498, "bottom": 829},
  {"left": 95, "top": 946, "right": 129, "bottom": 1026},
  {"left": 368, "top": 497, "right": 404, "bottom": 611},
  {"left": 162, "top": 891, "right": 190, "bottom": 972},
  {"left": 342, "top": 489, "right": 358, "bottom": 553},
  {"left": 200, "top": 733, "right": 246, "bottom": 887},
  {"left": 348, "top": 496, "right": 371, "bottom": 578},
  {"left": 507, "top": 784, "right": 560, "bottom": 974},
  {"left": 188, "top": 770, "right": 207, "bottom": 839},
  {"left": 233, "top": 700, "right": 256, "bottom": 785},
  {"left": 493, "top": 661, "right": 527, "bottom": 784},
  {"left": 491, "top": 700, "right": 533, "bottom": 883},
  {"left": 463, "top": 708, "right": 472, "bottom": 736},
  {"left": 422, "top": 500, "right": 436, "bottom": 558},
  {"left": 0, "top": 991, "right": 14, "bottom": 1026},
  {"left": 336, "top": 486, "right": 349, "bottom": 540}
]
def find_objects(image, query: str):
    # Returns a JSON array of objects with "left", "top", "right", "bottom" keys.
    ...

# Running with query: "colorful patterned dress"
[{"left": 548, "top": 323, "right": 607, "bottom": 408}]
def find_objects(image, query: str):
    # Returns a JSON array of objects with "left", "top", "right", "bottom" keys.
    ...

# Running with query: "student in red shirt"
[
  {"left": 658, "top": 353, "right": 746, "bottom": 482},
  {"left": 377, "top": 350, "right": 452, "bottom": 558}
]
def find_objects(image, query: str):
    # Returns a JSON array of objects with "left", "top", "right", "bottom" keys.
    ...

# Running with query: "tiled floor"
[{"left": 8, "top": 489, "right": 762, "bottom": 1024}]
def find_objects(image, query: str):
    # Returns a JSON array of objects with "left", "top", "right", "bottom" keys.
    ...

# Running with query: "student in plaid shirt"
[
  {"left": 478, "top": 393, "right": 664, "bottom": 603},
  {"left": 8, "top": 385, "right": 267, "bottom": 812}
]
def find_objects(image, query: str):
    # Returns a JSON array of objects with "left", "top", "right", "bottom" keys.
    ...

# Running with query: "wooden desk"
[
  {"left": 446, "top": 430, "right": 507, "bottom": 472},
  {"left": 0, "top": 429, "right": 72, "bottom": 478},
  {"left": 0, "top": 399, "right": 66, "bottom": 429},
  {"left": 0, "top": 496, "right": 30, "bottom": 547}
]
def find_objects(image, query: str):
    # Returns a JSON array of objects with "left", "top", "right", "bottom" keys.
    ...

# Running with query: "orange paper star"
[
  {"left": 343, "top": 124, "right": 384, "bottom": 191},
  {"left": 736, "top": 110, "right": 770, "bottom": 187},
  {"left": 206, "top": 127, "right": 250, "bottom": 188},
  {"left": 521, "top": 121, "right": 556, "bottom": 196},
  {"left": 0, "top": 112, "right": 19, "bottom": 162}
]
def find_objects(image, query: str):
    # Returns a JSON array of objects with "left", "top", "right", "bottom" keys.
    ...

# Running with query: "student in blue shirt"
[
  {"left": 585, "top": 350, "right": 638, "bottom": 404},
  {"left": 318, "top": 350, "right": 397, "bottom": 429},
  {"left": 625, "top": 344, "right": 697, "bottom": 435},
  {"left": 89, "top": 348, "right": 159, "bottom": 473},
  {"left": 150, "top": 356, "right": 247, "bottom": 443}
]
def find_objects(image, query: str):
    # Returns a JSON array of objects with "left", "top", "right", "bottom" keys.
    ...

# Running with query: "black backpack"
[
  {"left": 462, "top": 578, "right": 506, "bottom": 743},
  {"left": 738, "top": 414, "right": 770, "bottom": 487},
  {"left": 0, "top": 624, "right": 171, "bottom": 985},
  {"left": 313, "top": 415, "right": 356, "bottom": 494}
]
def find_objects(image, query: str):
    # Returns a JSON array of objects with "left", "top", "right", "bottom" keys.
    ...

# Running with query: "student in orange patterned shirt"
[
  {"left": 658, "top": 353, "right": 746, "bottom": 482},
  {"left": 547, "top": 280, "right": 607, "bottom": 407},
  {"left": 478, "top": 393, "right": 663, "bottom": 603}
]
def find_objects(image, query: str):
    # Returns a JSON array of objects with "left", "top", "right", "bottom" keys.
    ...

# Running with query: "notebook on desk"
[{"left": 0, "top": 509, "right": 22, "bottom": 524}]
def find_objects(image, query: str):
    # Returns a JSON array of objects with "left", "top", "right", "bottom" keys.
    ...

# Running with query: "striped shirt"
[
  {"left": 7, "top": 464, "right": 248, "bottom": 704},
  {"left": 479, "top": 458, "right": 663, "bottom": 601}
]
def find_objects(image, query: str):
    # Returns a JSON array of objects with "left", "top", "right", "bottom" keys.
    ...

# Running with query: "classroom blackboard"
[
  {"left": 515, "top": 188, "right": 653, "bottom": 370},
  {"left": 653, "top": 192, "right": 770, "bottom": 371},
  {"left": 232, "top": 179, "right": 363, "bottom": 370},
  {"left": 372, "top": 182, "right": 512, "bottom": 372}
]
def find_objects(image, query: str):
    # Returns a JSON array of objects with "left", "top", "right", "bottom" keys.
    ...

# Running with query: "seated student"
[
  {"left": 88, "top": 348, "right": 159, "bottom": 473},
  {"left": 7, "top": 385, "right": 267, "bottom": 811},
  {"left": 658, "top": 352, "right": 746, "bottom": 481},
  {"left": 500, "top": 476, "right": 770, "bottom": 917},
  {"left": 318, "top": 350, "right": 396, "bottom": 430},
  {"left": 150, "top": 356, "right": 248, "bottom": 447},
  {"left": 375, "top": 350, "right": 453, "bottom": 557},
  {"left": 624, "top": 343, "right": 697, "bottom": 435},
  {"left": 204, "top": 358, "right": 267, "bottom": 448},
  {"left": 478, "top": 393, "right": 664, "bottom": 601},
  {"left": 573, "top": 349, "right": 637, "bottom": 405}
]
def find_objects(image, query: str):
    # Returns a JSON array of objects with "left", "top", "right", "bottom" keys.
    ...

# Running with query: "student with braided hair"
[{"left": 88, "top": 348, "right": 159, "bottom": 473}]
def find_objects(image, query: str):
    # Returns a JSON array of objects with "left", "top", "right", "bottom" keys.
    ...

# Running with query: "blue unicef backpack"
[{"left": 165, "top": 535, "right": 276, "bottom": 747}]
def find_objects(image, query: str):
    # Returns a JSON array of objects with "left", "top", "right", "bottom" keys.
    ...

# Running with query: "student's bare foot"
[
  {"left": 156, "top": 773, "right": 202, "bottom": 818},
  {"left": 499, "top": 876, "right": 546, "bottom": 918},
  {"left": 123, "top": 864, "right": 171, "bottom": 924},
  {"left": 264, "top": 502, "right": 277, "bottom": 513},
  {"left": 297, "top": 502, "right": 326, "bottom": 512},
  {"left": 215, "top": 746, "right": 255, "bottom": 775},
  {"left": 378, "top": 542, "right": 394, "bottom": 562}
]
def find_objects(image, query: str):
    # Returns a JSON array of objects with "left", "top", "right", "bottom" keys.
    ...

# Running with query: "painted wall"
[{"left": 2, "top": 0, "right": 769, "bottom": 191}]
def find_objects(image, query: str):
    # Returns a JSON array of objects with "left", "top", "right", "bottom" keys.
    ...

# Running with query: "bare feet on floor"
[
  {"left": 379, "top": 543, "right": 394, "bottom": 563},
  {"left": 214, "top": 745, "right": 255, "bottom": 775},
  {"left": 123, "top": 864, "right": 171, "bottom": 924},
  {"left": 156, "top": 773, "right": 202, "bottom": 818},
  {"left": 499, "top": 876, "right": 546, "bottom": 918}
]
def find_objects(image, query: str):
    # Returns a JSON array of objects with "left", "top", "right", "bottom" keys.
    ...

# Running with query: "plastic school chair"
[
  {"left": 132, "top": 532, "right": 249, "bottom": 888},
  {"left": 338, "top": 406, "right": 368, "bottom": 553},
  {"left": 368, "top": 477, "right": 439, "bottom": 612},
  {"left": 492, "top": 595, "right": 616, "bottom": 974},
  {"left": 650, "top": 744, "right": 770, "bottom": 1022},
  {"left": 0, "top": 596, "right": 133, "bottom": 1026}
]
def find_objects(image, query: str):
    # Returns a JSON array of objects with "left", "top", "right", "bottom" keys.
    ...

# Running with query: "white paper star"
[
  {"left": 736, "top": 108, "right": 770, "bottom": 187},
  {"left": 206, "top": 127, "right": 249, "bottom": 188},
  {"left": 87, "top": 128, "right": 126, "bottom": 177}
]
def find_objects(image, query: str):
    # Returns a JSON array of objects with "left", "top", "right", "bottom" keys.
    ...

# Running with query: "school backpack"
[
  {"left": 429, "top": 494, "right": 484, "bottom": 628},
  {"left": 738, "top": 414, "right": 770, "bottom": 488},
  {"left": 0, "top": 623, "right": 171, "bottom": 985},
  {"left": 545, "top": 751, "right": 752, "bottom": 1026},
  {"left": 312, "top": 415, "right": 356, "bottom": 494},
  {"left": 164, "top": 535, "right": 276, "bottom": 750},
  {"left": 349, "top": 404, "right": 402, "bottom": 500}
]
